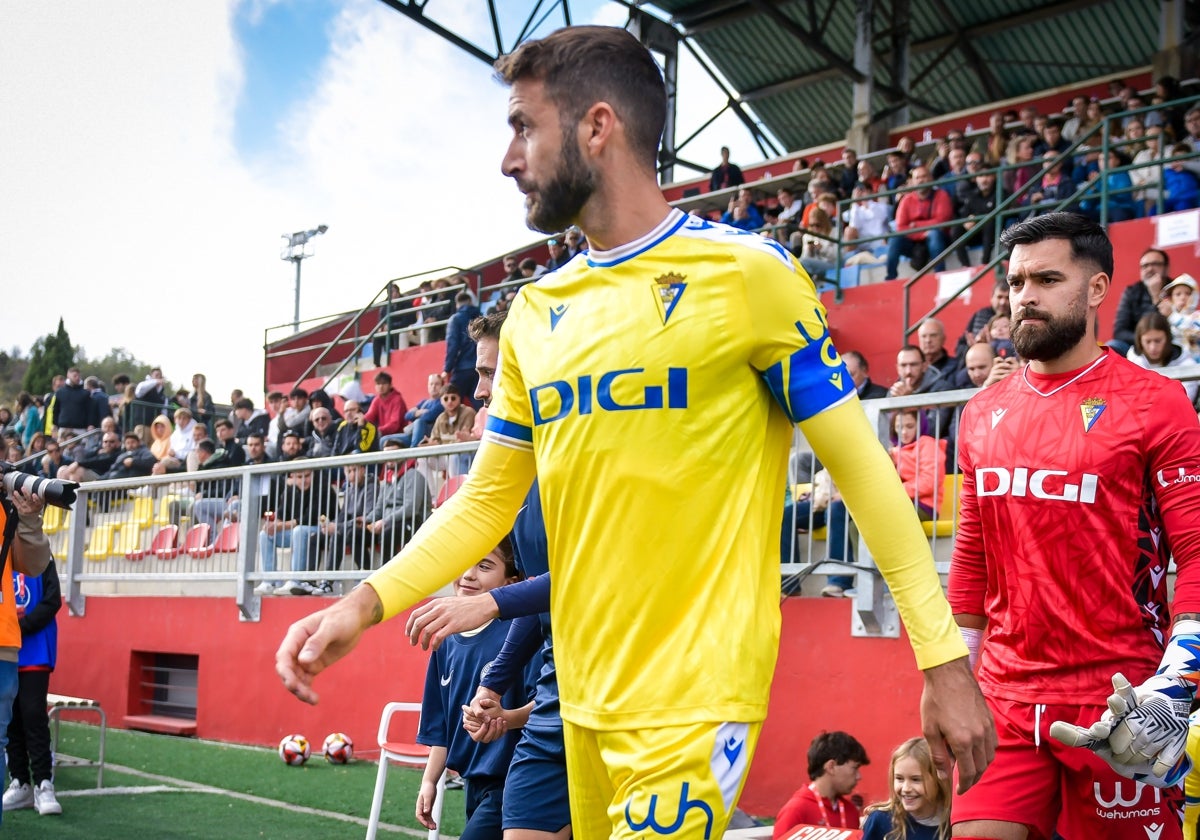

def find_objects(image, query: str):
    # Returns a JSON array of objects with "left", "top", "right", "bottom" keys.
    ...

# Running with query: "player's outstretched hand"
[
  {"left": 1049, "top": 672, "right": 1192, "bottom": 788},
  {"left": 275, "top": 585, "right": 381, "bottom": 705},
  {"left": 405, "top": 593, "right": 500, "bottom": 651},
  {"left": 921, "top": 657, "right": 996, "bottom": 794}
]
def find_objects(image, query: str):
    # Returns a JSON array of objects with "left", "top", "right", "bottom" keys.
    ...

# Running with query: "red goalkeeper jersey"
[{"left": 949, "top": 348, "right": 1200, "bottom": 704}]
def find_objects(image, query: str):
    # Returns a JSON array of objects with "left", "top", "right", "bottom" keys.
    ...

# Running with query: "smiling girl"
[{"left": 861, "top": 738, "right": 950, "bottom": 840}]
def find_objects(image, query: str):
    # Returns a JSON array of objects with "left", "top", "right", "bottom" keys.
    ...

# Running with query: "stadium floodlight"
[{"left": 280, "top": 224, "right": 329, "bottom": 333}]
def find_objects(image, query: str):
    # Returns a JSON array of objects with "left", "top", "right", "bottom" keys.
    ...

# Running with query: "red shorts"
[{"left": 953, "top": 696, "right": 1183, "bottom": 840}]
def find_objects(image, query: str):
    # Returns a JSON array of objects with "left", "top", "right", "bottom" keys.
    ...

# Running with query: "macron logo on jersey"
[
  {"left": 977, "top": 466, "right": 1099, "bottom": 504},
  {"left": 550, "top": 304, "right": 570, "bottom": 331}
]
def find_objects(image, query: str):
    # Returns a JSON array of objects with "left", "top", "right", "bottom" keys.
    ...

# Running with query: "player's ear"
[
  {"left": 1088, "top": 271, "right": 1110, "bottom": 308},
  {"left": 580, "top": 101, "right": 617, "bottom": 157}
]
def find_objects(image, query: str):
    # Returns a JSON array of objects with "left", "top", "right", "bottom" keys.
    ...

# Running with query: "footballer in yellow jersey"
[{"left": 277, "top": 24, "right": 992, "bottom": 840}]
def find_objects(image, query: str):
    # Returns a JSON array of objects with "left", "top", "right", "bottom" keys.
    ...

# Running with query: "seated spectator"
[
  {"left": 917, "top": 318, "right": 958, "bottom": 381},
  {"left": 373, "top": 282, "right": 413, "bottom": 367},
  {"left": 1033, "top": 119, "right": 1070, "bottom": 157},
  {"left": 148, "top": 415, "right": 173, "bottom": 462},
  {"left": 929, "top": 135, "right": 966, "bottom": 181},
  {"left": 709, "top": 145, "right": 744, "bottom": 192},
  {"left": 358, "top": 441, "right": 432, "bottom": 562},
  {"left": 843, "top": 184, "right": 891, "bottom": 255},
  {"left": 212, "top": 419, "right": 246, "bottom": 467},
  {"left": 518, "top": 258, "right": 545, "bottom": 280},
  {"left": 389, "top": 374, "right": 444, "bottom": 449},
  {"left": 275, "top": 388, "right": 310, "bottom": 443},
  {"left": 56, "top": 431, "right": 120, "bottom": 483},
  {"left": 1163, "top": 274, "right": 1200, "bottom": 355},
  {"left": 426, "top": 386, "right": 477, "bottom": 446},
  {"left": 1077, "top": 149, "right": 1137, "bottom": 223},
  {"left": 836, "top": 147, "right": 860, "bottom": 197},
  {"left": 1164, "top": 143, "right": 1200, "bottom": 213},
  {"left": 264, "top": 391, "right": 285, "bottom": 455},
  {"left": 855, "top": 158, "right": 885, "bottom": 195},
  {"left": 333, "top": 399, "right": 379, "bottom": 456},
  {"left": 979, "top": 110, "right": 1009, "bottom": 165},
  {"left": 99, "top": 431, "right": 155, "bottom": 481},
  {"left": 169, "top": 406, "right": 199, "bottom": 460},
  {"left": 775, "top": 186, "right": 804, "bottom": 240},
  {"left": 889, "top": 409, "right": 948, "bottom": 522},
  {"left": 1070, "top": 143, "right": 1102, "bottom": 186},
  {"left": 38, "top": 439, "right": 69, "bottom": 480},
  {"left": 797, "top": 208, "right": 838, "bottom": 281},
  {"left": 306, "top": 408, "right": 338, "bottom": 458},
  {"left": 800, "top": 191, "right": 838, "bottom": 231},
  {"left": 1127, "top": 311, "right": 1199, "bottom": 403},
  {"left": 254, "top": 460, "right": 337, "bottom": 597},
  {"left": 444, "top": 293, "right": 483, "bottom": 408},
  {"left": 307, "top": 388, "right": 341, "bottom": 425},
  {"left": 1024, "top": 151, "right": 1077, "bottom": 215},
  {"left": 1131, "top": 126, "right": 1164, "bottom": 216},
  {"left": 860, "top": 738, "right": 950, "bottom": 840},
  {"left": 885, "top": 166, "right": 952, "bottom": 281},
  {"left": 363, "top": 371, "right": 408, "bottom": 438},
  {"left": 1004, "top": 134, "right": 1039, "bottom": 198},
  {"left": 1061, "top": 95, "right": 1089, "bottom": 142},
  {"left": 889, "top": 345, "right": 944, "bottom": 398},
  {"left": 956, "top": 277, "right": 1009, "bottom": 358},
  {"left": 563, "top": 226, "right": 586, "bottom": 257},
  {"left": 316, "top": 462, "right": 380, "bottom": 591},
  {"left": 1111, "top": 247, "right": 1172, "bottom": 355},
  {"left": 720, "top": 188, "right": 764, "bottom": 230},
  {"left": 1122, "top": 117, "right": 1147, "bottom": 157},
  {"left": 277, "top": 429, "right": 306, "bottom": 462},
  {"left": 773, "top": 731, "right": 869, "bottom": 838},
  {"left": 184, "top": 421, "right": 213, "bottom": 471},
  {"left": 843, "top": 351, "right": 888, "bottom": 399},
  {"left": 986, "top": 312, "right": 1015, "bottom": 358},
  {"left": 960, "top": 342, "right": 997, "bottom": 389},
  {"left": 232, "top": 397, "right": 270, "bottom": 447},
  {"left": 896, "top": 135, "right": 922, "bottom": 168},
  {"left": 544, "top": 237, "right": 570, "bottom": 271}
]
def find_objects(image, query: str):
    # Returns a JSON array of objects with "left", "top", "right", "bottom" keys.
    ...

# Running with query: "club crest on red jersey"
[
  {"left": 652, "top": 272, "right": 687, "bottom": 326},
  {"left": 1080, "top": 398, "right": 1106, "bottom": 433}
]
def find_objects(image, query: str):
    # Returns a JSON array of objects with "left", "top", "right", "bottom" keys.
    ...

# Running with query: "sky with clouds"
[{"left": 0, "top": 0, "right": 760, "bottom": 401}]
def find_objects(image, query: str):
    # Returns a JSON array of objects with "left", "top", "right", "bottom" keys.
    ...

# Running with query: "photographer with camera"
[{"left": 0, "top": 484, "right": 52, "bottom": 826}]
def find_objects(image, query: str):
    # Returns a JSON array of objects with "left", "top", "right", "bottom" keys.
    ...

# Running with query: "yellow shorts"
[{"left": 564, "top": 719, "right": 762, "bottom": 840}]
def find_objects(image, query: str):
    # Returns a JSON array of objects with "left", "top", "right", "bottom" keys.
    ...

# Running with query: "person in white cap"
[{"left": 1163, "top": 273, "right": 1200, "bottom": 356}]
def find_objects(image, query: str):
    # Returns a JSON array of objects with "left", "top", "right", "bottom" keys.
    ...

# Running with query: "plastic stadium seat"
[
  {"left": 127, "top": 525, "right": 177, "bottom": 561},
  {"left": 170, "top": 524, "right": 211, "bottom": 560},
  {"left": 131, "top": 496, "right": 154, "bottom": 527},
  {"left": 191, "top": 523, "right": 238, "bottom": 559},
  {"left": 84, "top": 524, "right": 117, "bottom": 562},
  {"left": 366, "top": 702, "right": 445, "bottom": 840},
  {"left": 41, "top": 506, "right": 64, "bottom": 534},
  {"left": 433, "top": 474, "right": 467, "bottom": 508},
  {"left": 922, "top": 473, "right": 964, "bottom": 538},
  {"left": 153, "top": 494, "right": 180, "bottom": 527},
  {"left": 114, "top": 523, "right": 143, "bottom": 559}
]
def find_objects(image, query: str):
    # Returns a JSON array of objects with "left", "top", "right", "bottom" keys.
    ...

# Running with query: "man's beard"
[
  {"left": 1012, "top": 300, "right": 1088, "bottom": 361},
  {"left": 525, "top": 132, "right": 596, "bottom": 234}
]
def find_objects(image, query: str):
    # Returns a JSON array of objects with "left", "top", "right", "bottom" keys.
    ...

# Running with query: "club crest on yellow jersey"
[{"left": 653, "top": 272, "right": 687, "bottom": 326}]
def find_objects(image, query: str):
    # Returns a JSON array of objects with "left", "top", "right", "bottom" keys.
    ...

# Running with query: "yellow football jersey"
[
  {"left": 485, "top": 209, "right": 857, "bottom": 729},
  {"left": 367, "top": 209, "right": 965, "bottom": 731}
]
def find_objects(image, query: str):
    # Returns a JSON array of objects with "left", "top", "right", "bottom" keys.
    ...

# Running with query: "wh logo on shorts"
[{"left": 624, "top": 782, "right": 714, "bottom": 840}]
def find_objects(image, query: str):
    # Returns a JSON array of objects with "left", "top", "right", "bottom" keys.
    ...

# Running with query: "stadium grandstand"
[{"left": 21, "top": 0, "right": 1200, "bottom": 828}]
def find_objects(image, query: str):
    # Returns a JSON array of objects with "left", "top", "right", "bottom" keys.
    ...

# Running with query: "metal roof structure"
[{"left": 378, "top": 0, "right": 1193, "bottom": 177}]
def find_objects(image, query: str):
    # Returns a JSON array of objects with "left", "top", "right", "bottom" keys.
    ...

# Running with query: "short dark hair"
[
  {"left": 246, "top": 432, "right": 265, "bottom": 445},
  {"left": 456, "top": 291, "right": 473, "bottom": 305},
  {"left": 123, "top": 431, "right": 141, "bottom": 442},
  {"left": 1143, "top": 247, "right": 1170, "bottom": 270},
  {"left": 468, "top": 311, "right": 508, "bottom": 343},
  {"left": 999, "top": 211, "right": 1113, "bottom": 278},
  {"left": 234, "top": 397, "right": 254, "bottom": 411},
  {"left": 898, "top": 344, "right": 925, "bottom": 361},
  {"left": 442, "top": 385, "right": 461, "bottom": 397},
  {"left": 374, "top": 371, "right": 392, "bottom": 385},
  {"left": 494, "top": 26, "right": 665, "bottom": 172},
  {"left": 113, "top": 374, "right": 131, "bottom": 388},
  {"left": 842, "top": 350, "right": 868, "bottom": 372},
  {"left": 214, "top": 418, "right": 232, "bottom": 431},
  {"left": 197, "top": 439, "right": 216, "bottom": 455},
  {"left": 807, "top": 731, "right": 869, "bottom": 780},
  {"left": 289, "top": 387, "right": 308, "bottom": 399}
]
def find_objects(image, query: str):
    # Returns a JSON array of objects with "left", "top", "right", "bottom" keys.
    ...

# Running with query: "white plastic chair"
[{"left": 365, "top": 702, "right": 446, "bottom": 840}]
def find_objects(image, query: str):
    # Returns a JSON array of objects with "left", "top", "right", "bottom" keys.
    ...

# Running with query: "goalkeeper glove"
[{"left": 1049, "top": 619, "right": 1200, "bottom": 788}]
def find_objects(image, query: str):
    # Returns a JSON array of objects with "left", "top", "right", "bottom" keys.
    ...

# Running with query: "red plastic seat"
[
  {"left": 189, "top": 523, "right": 237, "bottom": 559},
  {"left": 126, "top": 526, "right": 177, "bottom": 561},
  {"left": 434, "top": 474, "right": 468, "bottom": 508},
  {"left": 165, "top": 524, "right": 210, "bottom": 561}
]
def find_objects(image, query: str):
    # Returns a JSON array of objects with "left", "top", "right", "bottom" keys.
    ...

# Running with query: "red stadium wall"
[{"left": 53, "top": 595, "right": 917, "bottom": 816}]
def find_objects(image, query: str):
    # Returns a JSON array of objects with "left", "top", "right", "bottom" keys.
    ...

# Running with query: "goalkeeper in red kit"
[{"left": 949, "top": 212, "right": 1200, "bottom": 840}]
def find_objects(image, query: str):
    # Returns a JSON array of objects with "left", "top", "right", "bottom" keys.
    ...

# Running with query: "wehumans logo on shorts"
[
  {"left": 624, "top": 782, "right": 714, "bottom": 839},
  {"left": 1093, "top": 779, "right": 1162, "bottom": 818},
  {"left": 975, "top": 467, "right": 1098, "bottom": 504}
]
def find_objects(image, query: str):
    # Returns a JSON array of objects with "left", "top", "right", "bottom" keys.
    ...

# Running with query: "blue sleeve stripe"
[{"left": 485, "top": 415, "right": 533, "bottom": 443}]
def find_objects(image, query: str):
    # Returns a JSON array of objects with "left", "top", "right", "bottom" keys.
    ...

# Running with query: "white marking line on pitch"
[{"left": 58, "top": 757, "right": 441, "bottom": 838}]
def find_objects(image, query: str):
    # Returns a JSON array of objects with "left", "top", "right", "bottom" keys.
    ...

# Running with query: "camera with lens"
[{"left": 0, "top": 463, "right": 77, "bottom": 510}]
